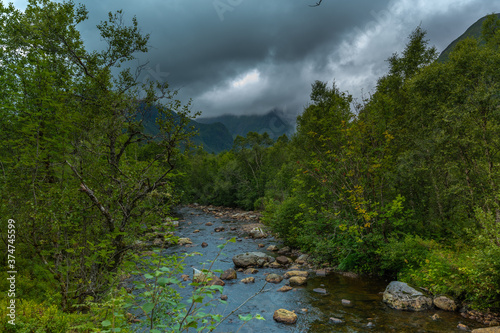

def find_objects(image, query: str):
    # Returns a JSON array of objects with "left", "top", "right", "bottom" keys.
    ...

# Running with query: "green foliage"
[
  {"left": 401, "top": 244, "right": 500, "bottom": 309},
  {"left": 0, "top": 298, "right": 93, "bottom": 333},
  {"left": 0, "top": 0, "right": 196, "bottom": 312}
]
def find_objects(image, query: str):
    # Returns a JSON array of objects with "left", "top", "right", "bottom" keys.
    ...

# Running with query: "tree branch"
[
  {"left": 66, "top": 160, "right": 115, "bottom": 232},
  {"left": 309, "top": 0, "right": 323, "bottom": 7}
]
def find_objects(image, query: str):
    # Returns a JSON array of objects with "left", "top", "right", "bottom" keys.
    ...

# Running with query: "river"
[{"left": 152, "top": 205, "right": 484, "bottom": 332}]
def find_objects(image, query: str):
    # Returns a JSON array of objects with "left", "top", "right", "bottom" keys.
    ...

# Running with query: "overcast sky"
[{"left": 11, "top": 0, "right": 499, "bottom": 120}]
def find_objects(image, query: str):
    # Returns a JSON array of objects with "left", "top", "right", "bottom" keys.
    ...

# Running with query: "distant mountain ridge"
[
  {"left": 438, "top": 13, "right": 500, "bottom": 62},
  {"left": 140, "top": 106, "right": 294, "bottom": 153},
  {"left": 197, "top": 108, "right": 294, "bottom": 140}
]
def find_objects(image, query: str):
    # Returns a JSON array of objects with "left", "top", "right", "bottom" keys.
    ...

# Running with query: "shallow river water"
[{"left": 154, "top": 206, "right": 484, "bottom": 332}]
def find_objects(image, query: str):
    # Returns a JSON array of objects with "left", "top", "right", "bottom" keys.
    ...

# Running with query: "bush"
[
  {"left": 400, "top": 243, "right": 500, "bottom": 309},
  {"left": 0, "top": 299, "right": 92, "bottom": 333},
  {"left": 262, "top": 196, "right": 305, "bottom": 247},
  {"left": 377, "top": 235, "right": 437, "bottom": 278}
]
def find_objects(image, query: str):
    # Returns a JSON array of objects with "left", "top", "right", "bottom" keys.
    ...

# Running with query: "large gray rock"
[
  {"left": 383, "top": 281, "right": 433, "bottom": 311},
  {"left": 232, "top": 252, "right": 274, "bottom": 268}
]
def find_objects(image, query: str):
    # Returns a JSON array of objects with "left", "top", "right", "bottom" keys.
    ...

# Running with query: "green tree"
[{"left": 0, "top": 0, "right": 196, "bottom": 310}]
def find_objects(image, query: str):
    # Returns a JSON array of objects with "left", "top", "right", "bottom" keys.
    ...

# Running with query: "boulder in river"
[
  {"left": 232, "top": 252, "right": 274, "bottom": 268},
  {"left": 249, "top": 227, "right": 267, "bottom": 239},
  {"left": 433, "top": 296, "right": 457, "bottom": 311},
  {"left": 193, "top": 268, "right": 225, "bottom": 286},
  {"left": 276, "top": 256, "right": 291, "bottom": 265},
  {"left": 284, "top": 271, "right": 309, "bottom": 279},
  {"left": 177, "top": 238, "right": 193, "bottom": 245},
  {"left": 277, "top": 285, "right": 293, "bottom": 292},
  {"left": 243, "top": 268, "right": 259, "bottom": 274},
  {"left": 278, "top": 246, "right": 291, "bottom": 254},
  {"left": 266, "top": 273, "right": 283, "bottom": 284},
  {"left": 382, "top": 281, "right": 433, "bottom": 311},
  {"left": 267, "top": 245, "right": 279, "bottom": 251},
  {"left": 273, "top": 309, "right": 297, "bottom": 324},
  {"left": 289, "top": 276, "right": 307, "bottom": 286},
  {"left": 220, "top": 268, "right": 237, "bottom": 280},
  {"left": 241, "top": 277, "right": 255, "bottom": 284},
  {"left": 269, "top": 262, "right": 282, "bottom": 268},
  {"left": 295, "top": 254, "right": 310, "bottom": 264}
]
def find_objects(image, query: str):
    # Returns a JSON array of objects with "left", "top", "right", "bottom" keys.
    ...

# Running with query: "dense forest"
[
  {"left": 0, "top": 0, "right": 499, "bottom": 331},
  {"left": 180, "top": 14, "right": 500, "bottom": 309}
]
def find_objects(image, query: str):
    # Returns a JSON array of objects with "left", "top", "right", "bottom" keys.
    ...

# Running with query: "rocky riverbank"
[
  {"left": 132, "top": 204, "right": 498, "bottom": 331},
  {"left": 179, "top": 204, "right": 500, "bottom": 330}
]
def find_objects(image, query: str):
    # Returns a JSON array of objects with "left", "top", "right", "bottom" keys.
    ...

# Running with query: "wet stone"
[
  {"left": 241, "top": 277, "right": 255, "bottom": 284},
  {"left": 342, "top": 299, "right": 352, "bottom": 306},
  {"left": 313, "top": 288, "right": 327, "bottom": 294},
  {"left": 273, "top": 309, "right": 297, "bottom": 325},
  {"left": 276, "top": 256, "right": 290, "bottom": 265},
  {"left": 267, "top": 245, "right": 279, "bottom": 251},
  {"left": 458, "top": 323, "right": 469, "bottom": 331},
  {"left": 330, "top": 317, "right": 344, "bottom": 324},
  {"left": 315, "top": 269, "right": 327, "bottom": 276},
  {"left": 284, "top": 271, "right": 309, "bottom": 279},
  {"left": 278, "top": 246, "right": 291, "bottom": 254},
  {"left": 277, "top": 285, "right": 293, "bottom": 292},
  {"left": 243, "top": 268, "right": 259, "bottom": 274},
  {"left": 266, "top": 273, "right": 284, "bottom": 284},
  {"left": 220, "top": 268, "right": 237, "bottom": 280},
  {"left": 289, "top": 276, "right": 307, "bottom": 286}
]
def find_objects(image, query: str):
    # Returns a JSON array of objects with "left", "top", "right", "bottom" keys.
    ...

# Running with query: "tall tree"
[{"left": 0, "top": 0, "right": 196, "bottom": 310}]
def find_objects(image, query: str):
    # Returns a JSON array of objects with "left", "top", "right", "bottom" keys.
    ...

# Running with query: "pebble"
[
  {"left": 342, "top": 299, "right": 352, "bottom": 306},
  {"left": 330, "top": 317, "right": 344, "bottom": 324},
  {"left": 313, "top": 288, "right": 327, "bottom": 294},
  {"left": 458, "top": 323, "right": 469, "bottom": 331},
  {"left": 241, "top": 277, "right": 255, "bottom": 284}
]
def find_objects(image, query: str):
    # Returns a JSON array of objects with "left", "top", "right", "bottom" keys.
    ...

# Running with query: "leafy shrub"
[
  {"left": 401, "top": 244, "right": 500, "bottom": 309},
  {"left": 0, "top": 299, "right": 92, "bottom": 333},
  {"left": 377, "top": 235, "right": 437, "bottom": 277},
  {"left": 262, "top": 196, "right": 305, "bottom": 247}
]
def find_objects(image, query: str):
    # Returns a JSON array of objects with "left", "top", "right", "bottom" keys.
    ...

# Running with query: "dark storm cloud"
[{"left": 13, "top": 0, "right": 498, "bottom": 118}]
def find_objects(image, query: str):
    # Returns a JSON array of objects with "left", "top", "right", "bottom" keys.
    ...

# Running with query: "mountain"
[
  {"left": 190, "top": 121, "right": 233, "bottom": 153},
  {"left": 438, "top": 13, "right": 500, "bottom": 62},
  {"left": 197, "top": 109, "right": 294, "bottom": 140},
  {"left": 139, "top": 104, "right": 233, "bottom": 153}
]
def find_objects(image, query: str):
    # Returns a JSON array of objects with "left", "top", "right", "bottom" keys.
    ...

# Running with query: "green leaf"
[
  {"left": 102, "top": 320, "right": 112, "bottom": 327},
  {"left": 142, "top": 302, "right": 155, "bottom": 314},
  {"left": 238, "top": 314, "right": 253, "bottom": 322}
]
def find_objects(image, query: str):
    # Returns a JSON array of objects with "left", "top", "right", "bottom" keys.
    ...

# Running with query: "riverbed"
[{"left": 155, "top": 205, "right": 484, "bottom": 332}]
